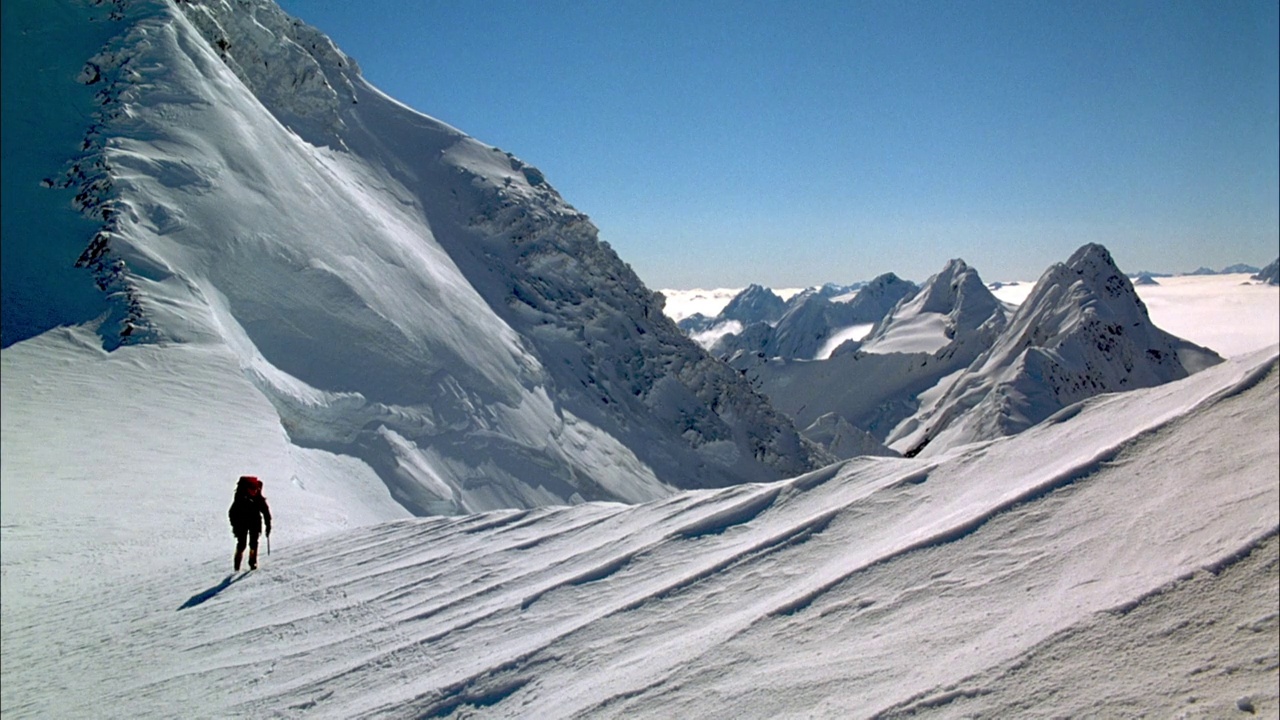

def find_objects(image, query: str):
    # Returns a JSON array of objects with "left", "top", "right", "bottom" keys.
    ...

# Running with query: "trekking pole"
[{"left": 267, "top": 533, "right": 271, "bottom": 556}]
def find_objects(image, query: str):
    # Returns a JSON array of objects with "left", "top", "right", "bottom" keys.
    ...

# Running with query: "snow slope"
[
  {"left": 705, "top": 273, "right": 917, "bottom": 361},
  {"left": 768, "top": 273, "right": 918, "bottom": 360},
  {"left": 717, "top": 283, "right": 787, "bottom": 325},
  {"left": 5, "top": 0, "right": 822, "bottom": 514},
  {"left": 1, "top": 325, "right": 412, "bottom": 599},
  {"left": 3, "top": 344, "right": 1275, "bottom": 718},
  {"left": 668, "top": 276, "right": 913, "bottom": 360}
]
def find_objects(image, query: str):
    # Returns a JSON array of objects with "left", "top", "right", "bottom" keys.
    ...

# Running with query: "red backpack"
[{"left": 237, "top": 475, "right": 263, "bottom": 498}]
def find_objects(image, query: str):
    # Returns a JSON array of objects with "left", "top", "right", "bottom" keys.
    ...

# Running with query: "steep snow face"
[
  {"left": 29, "top": 0, "right": 821, "bottom": 512},
  {"left": 861, "top": 259, "right": 1007, "bottom": 356},
  {"left": 767, "top": 293, "right": 855, "bottom": 359},
  {"left": 771, "top": 274, "right": 918, "bottom": 360},
  {"left": 894, "top": 244, "right": 1223, "bottom": 456}
]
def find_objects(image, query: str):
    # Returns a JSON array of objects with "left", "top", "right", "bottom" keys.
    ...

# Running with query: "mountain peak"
[
  {"left": 860, "top": 258, "right": 1005, "bottom": 356},
  {"left": 720, "top": 284, "right": 786, "bottom": 325},
  {"left": 177, "top": 0, "right": 362, "bottom": 148},
  {"left": 892, "top": 243, "right": 1223, "bottom": 456},
  {"left": 21, "top": 0, "right": 826, "bottom": 513},
  {"left": 1066, "top": 241, "right": 1113, "bottom": 268}
]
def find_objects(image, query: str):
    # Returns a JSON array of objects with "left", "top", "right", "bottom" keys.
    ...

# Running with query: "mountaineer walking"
[{"left": 229, "top": 475, "right": 272, "bottom": 571}]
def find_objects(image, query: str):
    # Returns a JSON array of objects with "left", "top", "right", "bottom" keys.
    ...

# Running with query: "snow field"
[
  {"left": 0, "top": 327, "right": 410, "bottom": 604},
  {"left": 3, "top": 346, "right": 1275, "bottom": 718}
]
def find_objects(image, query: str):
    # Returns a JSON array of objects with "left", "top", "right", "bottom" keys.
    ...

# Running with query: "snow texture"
[
  {"left": 4, "top": 336, "right": 1277, "bottom": 718},
  {"left": 860, "top": 259, "right": 1008, "bottom": 356},
  {"left": 746, "top": 258, "right": 1011, "bottom": 449}
]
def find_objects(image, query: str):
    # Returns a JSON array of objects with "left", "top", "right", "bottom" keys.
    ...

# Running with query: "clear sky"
[{"left": 277, "top": 0, "right": 1279, "bottom": 289}]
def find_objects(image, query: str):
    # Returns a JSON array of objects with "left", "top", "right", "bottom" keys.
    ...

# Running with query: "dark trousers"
[{"left": 234, "top": 526, "right": 261, "bottom": 570}]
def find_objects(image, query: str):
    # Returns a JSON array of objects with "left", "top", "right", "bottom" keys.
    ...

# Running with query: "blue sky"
[{"left": 279, "top": 0, "right": 1278, "bottom": 288}]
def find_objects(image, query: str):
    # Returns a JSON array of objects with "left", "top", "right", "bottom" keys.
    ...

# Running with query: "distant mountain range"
[
  {"left": 1131, "top": 262, "right": 1265, "bottom": 278},
  {"left": 683, "top": 245, "right": 1223, "bottom": 459}
]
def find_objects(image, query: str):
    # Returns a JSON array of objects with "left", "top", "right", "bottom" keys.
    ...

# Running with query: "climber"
[{"left": 228, "top": 475, "right": 272, "bottom": 571}]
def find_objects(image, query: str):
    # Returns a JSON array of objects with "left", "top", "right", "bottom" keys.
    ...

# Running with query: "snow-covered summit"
[
  {"left": 767, "top": 293, "right": 859, "bottom": 360},
  {"left": 860, "top": 258, "right": 1007, "bottom": 356},
  {"left": 12, "top": 0, "right": 824, "bottom": 513},
  {"left": 840, "top": 271, "right": 916, "bottom": 324},
  {"left": 717, "top": 284, "right": 787, "bottom": 325},
  {"left": 745, "top": 259, "right": 1006, "bottom": 454},
  {"left": 893, "top": 243, "right": 1223, "bottom": 456}
]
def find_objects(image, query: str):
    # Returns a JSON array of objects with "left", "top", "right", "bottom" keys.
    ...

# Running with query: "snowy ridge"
[
  {"left": 894, "top": 244, "right": 1223, "bottom": 456},
  {"left": 837, "top": 271, "right": 918, "bottom": 327},
  {"left": 4, "top": 347, "right": 1275, "bottom": 718},
  {"left": 801, "top": 412, "right": 899, "bottom": 458},
  {"left": 708, "top": 273, "right": 916, "bottom": 361},
  {"left": 177, "top": 0, "right": 360, "bottom": 148},
  {"left": 44, "top": 0, "right": 823, "bottom": 512}
]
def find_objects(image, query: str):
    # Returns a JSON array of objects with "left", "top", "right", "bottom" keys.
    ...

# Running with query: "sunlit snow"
[{"left": 3, "top": 1, "right": 1277, "bottom": 718}]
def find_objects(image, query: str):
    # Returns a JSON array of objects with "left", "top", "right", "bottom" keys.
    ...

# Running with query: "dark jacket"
[{"left": 229, "top": 491, "right": 272, "bottom": 535}]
